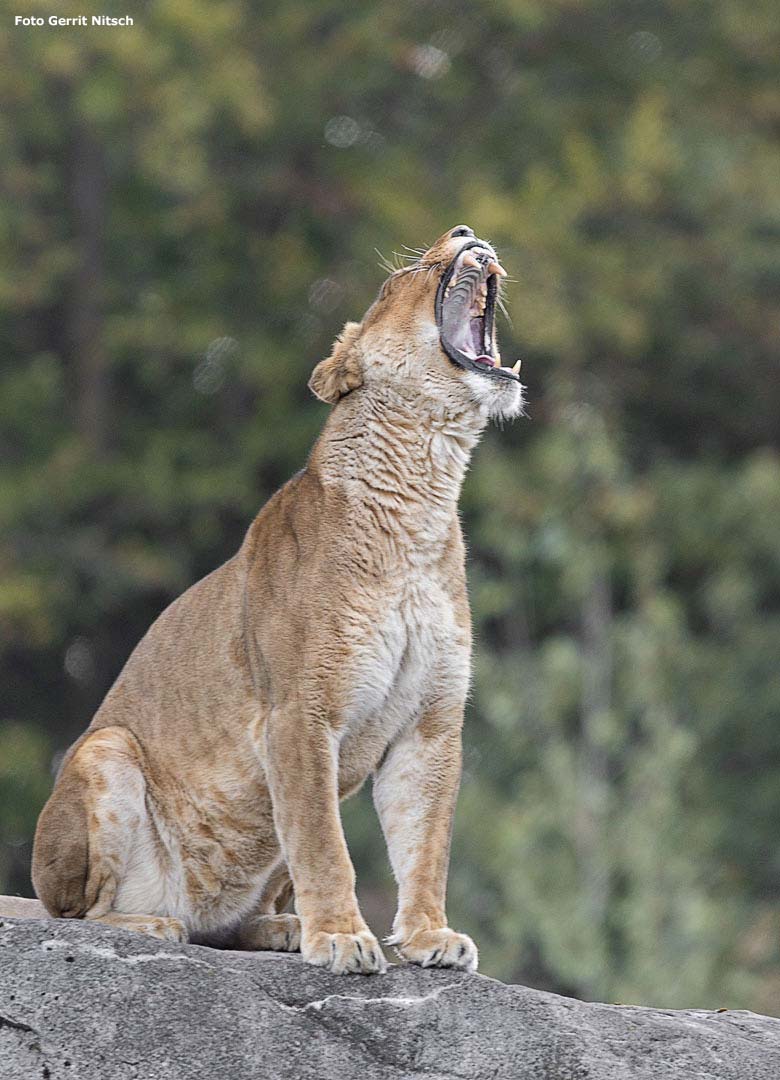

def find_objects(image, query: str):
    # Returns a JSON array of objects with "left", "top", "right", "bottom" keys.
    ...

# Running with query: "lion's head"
[{"left": 309, "top": 226, "right": 524, "bottom": 422}]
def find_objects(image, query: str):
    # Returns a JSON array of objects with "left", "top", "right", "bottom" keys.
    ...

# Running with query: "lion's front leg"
[
  {"left": 265, "top": 706, "right": 386, "bottom": 975},
  {"left": 373, "top": 708, "right": 478, "bottom": 973}
]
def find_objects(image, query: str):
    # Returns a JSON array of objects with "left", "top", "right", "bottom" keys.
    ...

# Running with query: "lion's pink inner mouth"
[
  {"left": 440, "top": 249, "right": 494, "bottom": 362},
  {"left": 436, "top": 246, "right": 503, "bottom": 371},
  {"left": 437, "top": 243, "right": 520, "bottom": 379},
  {"left": 470, "top": 319, "right": 496, "bottom": 367}
]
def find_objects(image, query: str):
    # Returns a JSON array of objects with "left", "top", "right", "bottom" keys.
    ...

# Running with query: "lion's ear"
[{"left": 308, "top": 322, "right": 363, "bottom": 404}]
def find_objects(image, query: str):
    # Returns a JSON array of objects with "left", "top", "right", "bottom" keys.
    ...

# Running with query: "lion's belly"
[{"left": 336, "top": 577, "right": 467, "bottom": 793}]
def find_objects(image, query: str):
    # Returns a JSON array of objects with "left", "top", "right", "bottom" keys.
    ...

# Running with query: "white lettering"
[
  {"left": 15, "top": 12, "right": 134, "bottom": 29},
  {"left": 92, "top": 15, "right": 134, "bottom": 25}
]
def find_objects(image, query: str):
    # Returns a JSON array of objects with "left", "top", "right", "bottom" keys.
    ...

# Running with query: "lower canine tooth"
[{"left": 511, "top": 359, "right": 522, "bottom": 374}]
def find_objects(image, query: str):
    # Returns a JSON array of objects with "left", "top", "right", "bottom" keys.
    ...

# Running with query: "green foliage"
[
  {"left": 0, "top": 724, "right": 52, "bottom": 893},
  {"left": 1, "top": 0, "right": 780, "bottom": 1014}
]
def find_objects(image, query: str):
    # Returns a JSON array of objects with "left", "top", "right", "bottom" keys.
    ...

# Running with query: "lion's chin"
[{"left": 462, "top": 370, "right": 526, "bottom": 421}]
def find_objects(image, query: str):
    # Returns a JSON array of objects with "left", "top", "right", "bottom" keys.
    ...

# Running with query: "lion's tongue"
[{"left": 474, "top": 355, "right": 496, "bottom": 367}]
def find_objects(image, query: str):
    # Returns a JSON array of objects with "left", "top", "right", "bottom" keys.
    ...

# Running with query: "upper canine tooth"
[
  {"left": 488, "top": 260, "right": 507, "bottom": 277},
  {"left": 461, "top": 252, "right": 480, "bottom": 269}
]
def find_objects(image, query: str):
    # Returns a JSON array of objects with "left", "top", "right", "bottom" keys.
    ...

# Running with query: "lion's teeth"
[
  {"left": 511, "top": 359, "right": 522, "bottom": 374},
  {"left": 462, "top": 252, "right": 480, "bottom": 269},
  {"left": 488, "top": 260, "right": 507, "bottom": 278}
]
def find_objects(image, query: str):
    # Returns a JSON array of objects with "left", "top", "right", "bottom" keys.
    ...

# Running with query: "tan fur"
[{"left": 23, "top": 227, "right": 523, "bottom": 975}]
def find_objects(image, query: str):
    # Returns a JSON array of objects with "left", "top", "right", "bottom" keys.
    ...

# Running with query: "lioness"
[{"left": 28, "top": 226, "right": 523, "bottom": 975}]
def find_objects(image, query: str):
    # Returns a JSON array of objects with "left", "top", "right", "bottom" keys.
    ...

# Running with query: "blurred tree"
[{"left": 1, "top": 0, "right": 779, "bottom": 1013}]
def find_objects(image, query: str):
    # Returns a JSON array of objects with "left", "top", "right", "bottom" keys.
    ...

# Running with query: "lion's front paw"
[
  {"left": 389, "top": 927, "right": 478, "bottom": 973},
  {"left": 302, "top": 928, "right": 387, "bottom": 975}
]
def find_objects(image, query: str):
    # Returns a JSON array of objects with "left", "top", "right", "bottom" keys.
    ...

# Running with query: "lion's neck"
[{"left": 310, "top": 389, "right": 486, "bottom": 553}]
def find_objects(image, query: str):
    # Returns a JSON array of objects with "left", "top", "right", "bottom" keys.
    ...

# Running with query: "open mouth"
[{"left": 435, "top": 242, "right": 521, "bottom": 382}]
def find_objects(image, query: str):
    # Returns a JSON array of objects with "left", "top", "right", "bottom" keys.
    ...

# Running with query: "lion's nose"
[{"left": 450, "top": 225, "right": 474, "bottom": 239}]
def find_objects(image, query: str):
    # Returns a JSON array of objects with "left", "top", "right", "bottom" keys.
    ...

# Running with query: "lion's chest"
[{"left": 336, "top": 571, "right": 469, "bottom": 789}]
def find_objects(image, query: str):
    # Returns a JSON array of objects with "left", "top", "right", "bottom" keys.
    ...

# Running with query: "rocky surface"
[{"left": 2, "top": 916, "right": 780, "bottom": 1079}]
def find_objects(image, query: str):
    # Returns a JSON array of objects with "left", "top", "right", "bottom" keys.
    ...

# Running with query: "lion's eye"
[{"left": 451, "top": 226, "right": 474, "bottom": 238}]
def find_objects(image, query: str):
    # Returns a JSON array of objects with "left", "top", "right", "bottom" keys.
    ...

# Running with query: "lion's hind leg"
[
  {"left": 33, "top": 726, "right": 180, "bottom": 942},
  {"left": 234, "top": 862, "right": 300, "bottom": 952},
  {"left": 237, "top": 912, "right": 300, "bottom": 952}
]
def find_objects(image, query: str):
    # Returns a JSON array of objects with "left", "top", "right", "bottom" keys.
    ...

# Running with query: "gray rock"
[{"left": 1, "top": 916, "right": 779, "bottom": 1079}]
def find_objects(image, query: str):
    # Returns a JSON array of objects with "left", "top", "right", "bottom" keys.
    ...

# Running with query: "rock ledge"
[{"left": 2, "top": 917, "right": 779, "bottom": 1079}]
